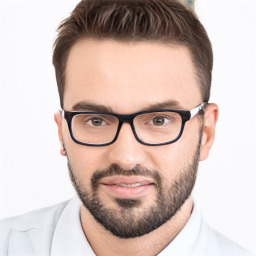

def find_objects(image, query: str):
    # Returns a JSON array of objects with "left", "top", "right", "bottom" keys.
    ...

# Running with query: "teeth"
[{"left": 117, "top": 183, "right": 142, "bottom": 187}]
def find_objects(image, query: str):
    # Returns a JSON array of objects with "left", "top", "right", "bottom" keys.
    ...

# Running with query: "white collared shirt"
[{"left": 1, "top": 197, "right": 254, "bottom": 256}]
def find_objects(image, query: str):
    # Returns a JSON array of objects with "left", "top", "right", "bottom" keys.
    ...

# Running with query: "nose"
[{"left": 107, "top": 123, "right": 147, "bottom": 170}]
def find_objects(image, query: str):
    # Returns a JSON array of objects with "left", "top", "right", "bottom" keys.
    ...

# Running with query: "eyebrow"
[
  {"left": 140, "top": 100, "right": 184, "bottom": 111},
  {"left": 72, "top": 101, "right": 114, "bottom": 112},
  {"left": 71, "top": 100, "right": 184, "bottom": 113}
]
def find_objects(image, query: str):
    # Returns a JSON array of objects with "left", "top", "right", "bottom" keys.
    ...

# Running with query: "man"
[{"left": 0, "top": 0, "right": 254, "bottom": 255}]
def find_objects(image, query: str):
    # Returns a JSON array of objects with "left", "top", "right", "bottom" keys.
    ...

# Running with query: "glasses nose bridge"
[
  {"left": 115, "top": 113, "right": 137, "bottom": 139},
  {"left": 117, "top": 113, "right": 135, "bottom": 124}
]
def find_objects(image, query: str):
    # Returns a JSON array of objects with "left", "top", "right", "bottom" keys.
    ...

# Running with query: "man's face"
[{"left": 57, "top": 39, "right": 206, "bottom": 238}]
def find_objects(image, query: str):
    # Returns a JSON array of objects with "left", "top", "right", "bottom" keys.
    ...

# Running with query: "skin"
[{"left": 54, "top": 39, "right": 218, "bottom": 256}]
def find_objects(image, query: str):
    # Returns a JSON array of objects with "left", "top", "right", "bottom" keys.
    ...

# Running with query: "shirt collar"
[
  {"left": 50, "top": 197, "right": 95, "bottom": 256},
  {"left": 158, "top": 202, "right": 202, "bottom": 256}
]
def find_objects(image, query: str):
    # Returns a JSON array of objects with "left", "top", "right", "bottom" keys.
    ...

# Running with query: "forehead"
[{"left": 64, "top": 39, "right": 202, "bottom": 112}]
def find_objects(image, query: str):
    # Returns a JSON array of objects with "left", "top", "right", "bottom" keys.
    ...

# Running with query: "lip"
[{"left": 100, "top": 176, "right": 155, "bottom": 198}]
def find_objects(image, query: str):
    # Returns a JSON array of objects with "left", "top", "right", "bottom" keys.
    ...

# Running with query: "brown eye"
[
  {"left": 90, "top": 117, "right": 104, "bottom": 126},
  {"left": 152, "top": 117, "right": 165, "bottom": 126}
]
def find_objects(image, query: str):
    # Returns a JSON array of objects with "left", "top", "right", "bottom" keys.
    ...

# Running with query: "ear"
[
  {"left": 54, "top": 111, "right": 66, "bottom": 156},
  {"left": 200, "top": 103, "right": 219, "bottom": 161}
]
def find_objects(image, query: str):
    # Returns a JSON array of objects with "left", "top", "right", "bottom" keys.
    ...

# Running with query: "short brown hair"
[{"left": 53, "top": 0, "right": 213, "bottom": 108}]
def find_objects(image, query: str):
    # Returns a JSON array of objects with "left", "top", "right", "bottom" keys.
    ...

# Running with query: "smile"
[{"left": 100, "top": 176, "right": 155, "bottom": 198}]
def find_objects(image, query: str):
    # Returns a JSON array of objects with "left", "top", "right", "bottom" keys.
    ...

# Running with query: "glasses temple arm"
[{"left": 190, "top": 102, "right": 207, "bottom": 118}]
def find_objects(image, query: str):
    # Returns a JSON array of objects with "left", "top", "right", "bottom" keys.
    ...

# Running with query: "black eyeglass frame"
[{"left": 62, "top": 102, "right": 207, "bottom": 146}]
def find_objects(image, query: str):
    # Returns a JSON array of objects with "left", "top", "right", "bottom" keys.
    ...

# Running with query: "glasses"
[{"left": 62, "top": 102, "right": 206, "bottom": 146}]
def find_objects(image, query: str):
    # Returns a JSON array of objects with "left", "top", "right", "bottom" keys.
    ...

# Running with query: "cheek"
[
  {"left": 67, "top": 146, "right": 107, "bottom": 174},
  {"left": 63, "top": 127, "right": 110, "bottom": 180},
  {"left": 150, "top": 143, "right": 186, "bottom": 180},
  {"left": 150, "top": 124, "right": 200, "bottom": 181}
]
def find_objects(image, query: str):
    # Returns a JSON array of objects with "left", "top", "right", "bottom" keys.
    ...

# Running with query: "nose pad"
[{"left": 107, "top": 123, "right": 147, "bottom": 170}]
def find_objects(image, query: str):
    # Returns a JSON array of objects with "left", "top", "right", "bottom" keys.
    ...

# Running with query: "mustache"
[{"left": 91, "top": 164, "right": 162, "bottom": 190}]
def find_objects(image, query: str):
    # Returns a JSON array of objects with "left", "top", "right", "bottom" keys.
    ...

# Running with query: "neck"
[{"left": 80, "top": 197, "right": 193, "bottom": 256}]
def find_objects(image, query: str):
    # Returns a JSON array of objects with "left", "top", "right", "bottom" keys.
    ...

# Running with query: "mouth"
[
  {"left": 100, "top": 176, "right": 155, "bottom": 198},
  {"left": 110, "top": 183, "right": 150, "bottom": 187}
]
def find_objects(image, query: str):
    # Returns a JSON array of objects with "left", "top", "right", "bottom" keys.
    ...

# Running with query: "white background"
[{"left": 0, "top": 0, "right": 256, "bottom": 253}]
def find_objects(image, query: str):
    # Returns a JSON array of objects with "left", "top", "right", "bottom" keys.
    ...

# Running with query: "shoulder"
[
  {"left": 0, "top": 199, "right": 69, "bottom": 230},
  {"left": 0, "top": 199, "right": 71, "bottom": 255},
  {"left": 198, "top": 220, "right": 255, "bottom": 256}
]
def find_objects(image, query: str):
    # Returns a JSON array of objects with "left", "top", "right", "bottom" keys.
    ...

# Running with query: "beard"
[{"left": 67, "top": 132, "right": 202, "bottom": 239}]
